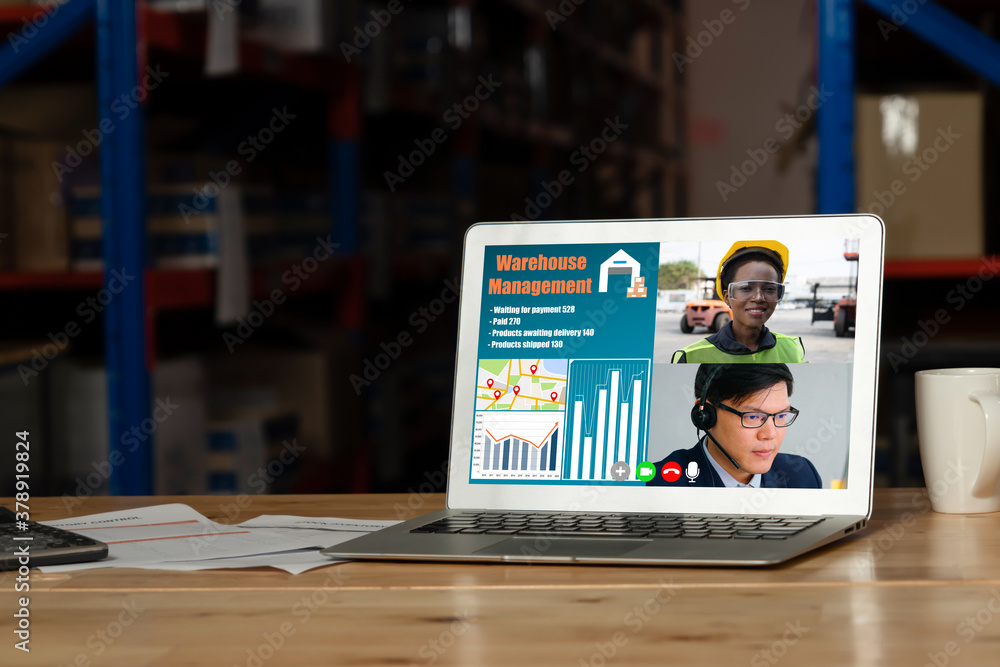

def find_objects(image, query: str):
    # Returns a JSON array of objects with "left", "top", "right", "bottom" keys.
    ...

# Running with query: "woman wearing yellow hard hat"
[{"left": 671, "top": 240, "right": 805, "bottom": 363}]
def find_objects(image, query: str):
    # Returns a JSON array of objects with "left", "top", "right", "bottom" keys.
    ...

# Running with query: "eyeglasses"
[
  {"left": 717, "top": 402, "right": 799, "bottom": 428},
  {"left": 726, "top": 280, "right": 785, "bottom": 302}
]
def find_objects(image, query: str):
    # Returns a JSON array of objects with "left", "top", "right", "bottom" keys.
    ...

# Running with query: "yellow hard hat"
[{"left": 716, "top": 240, "right": 789, "bottom": 299}]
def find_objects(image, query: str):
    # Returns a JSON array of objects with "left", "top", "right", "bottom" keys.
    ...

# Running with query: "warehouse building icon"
[{"left": 598, "top": 249, "right": 647, "bottom": 297}]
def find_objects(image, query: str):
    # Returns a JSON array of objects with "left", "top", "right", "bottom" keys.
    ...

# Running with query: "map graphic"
[{"left": 476, "top": 359, "right": 568, "bottom": 411}]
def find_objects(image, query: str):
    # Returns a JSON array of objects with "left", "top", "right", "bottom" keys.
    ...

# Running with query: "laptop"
[{"left": 324, "top": 214, "right": 885, "bottom": 566}]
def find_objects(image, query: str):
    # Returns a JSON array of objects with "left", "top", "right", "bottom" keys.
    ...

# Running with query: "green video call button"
[{"left": 636, "top": 462, "right": 657, "bottom": 483}]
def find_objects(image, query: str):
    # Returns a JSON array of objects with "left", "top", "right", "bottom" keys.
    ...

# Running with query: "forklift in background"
[
  {"left": 680, "top": 277, "right": 732, "bottom": 334},
  {"left": 811, "top": 240, "right": 859, "bottom": 337}
]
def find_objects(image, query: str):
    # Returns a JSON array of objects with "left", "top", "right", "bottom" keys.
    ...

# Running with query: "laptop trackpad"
[{"left": 475, "top": 538, "right": 648, "bottom": 559}]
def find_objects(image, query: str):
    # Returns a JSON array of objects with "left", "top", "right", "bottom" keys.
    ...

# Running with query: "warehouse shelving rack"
[
  {"left": 1, "top": 1, "right": 684, "bottom": 494},
  {"left": 818, "top": 0, "right": 1000, "bottom": 277},
  {"left": 0, "top": 1, "right": 362, "bottom": 494},
  {"left": 818, "top": 0, "right": 1000, "bottom": 485}
]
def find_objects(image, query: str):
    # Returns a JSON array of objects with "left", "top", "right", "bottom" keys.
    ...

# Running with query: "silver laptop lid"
[{"left": 446, "top": 215, "right": 884, "bottom": 518}]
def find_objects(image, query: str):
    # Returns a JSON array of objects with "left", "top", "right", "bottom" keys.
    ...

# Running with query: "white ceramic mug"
[{"left": 915, "top": 368, "right": 1000, "bottom": 513}]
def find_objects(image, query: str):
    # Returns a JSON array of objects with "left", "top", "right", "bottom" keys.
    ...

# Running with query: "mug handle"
[{"left": 970, "top": 391, "right": 1000, "bottom": 498}]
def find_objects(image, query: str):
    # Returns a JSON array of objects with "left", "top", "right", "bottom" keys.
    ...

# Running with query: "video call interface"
[{"left": 469, "top": 239, "right": 857, "bottom": 490}]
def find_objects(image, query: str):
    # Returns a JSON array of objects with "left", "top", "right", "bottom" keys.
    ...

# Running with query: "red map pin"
[
  {"left": 550, "top": 392, "right": 558, "bottom": 401},
  {"left": 513, "top": 386, "right": 520, "bottom": 395},
  {"left": 494, "top": 390, "right": 502, "bottom": 399},
  {"left": 530, "top": 365, "right": 537, "bottom": 374},
  {"left": 487, "top": 379, "right": 494, "bottom": 388}
]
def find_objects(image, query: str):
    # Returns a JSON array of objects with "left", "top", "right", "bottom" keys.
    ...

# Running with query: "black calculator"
[{"left": 0, "top": 507, "right": 109, "bottom": 570}]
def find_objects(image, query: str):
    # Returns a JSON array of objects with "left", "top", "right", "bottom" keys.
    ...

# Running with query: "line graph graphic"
[
  {"left": 562, "top": 360, "right": 650, "bottom": 481},
  {"left": 472, "top": 412, "right": 562, "bottom": 479}
]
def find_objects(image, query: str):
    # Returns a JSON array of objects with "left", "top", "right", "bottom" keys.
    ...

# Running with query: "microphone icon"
[{"left": 686, "top": 461, "right": 700, "bottom": 483}]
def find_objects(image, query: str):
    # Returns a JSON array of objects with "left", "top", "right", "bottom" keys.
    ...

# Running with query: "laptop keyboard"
[{"left": 411, "top": 512, "right": 823, "bottom": 540}]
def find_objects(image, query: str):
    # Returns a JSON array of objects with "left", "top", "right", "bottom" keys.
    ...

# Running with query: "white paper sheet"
[
  {"left": 38, "top": 504, "right": 398, "bottom": 574},
  {"left": 236, "top": 515, "right": 399, "bottom": 532}
]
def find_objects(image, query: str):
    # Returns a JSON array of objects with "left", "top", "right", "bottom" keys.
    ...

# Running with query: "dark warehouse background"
[{"left": 0, "top": 0, "right": 998, "bottom": 497}]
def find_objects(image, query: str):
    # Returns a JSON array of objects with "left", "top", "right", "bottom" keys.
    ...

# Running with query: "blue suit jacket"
[{"left": 646, "top": 439, "right": 822, "bottom": 489}]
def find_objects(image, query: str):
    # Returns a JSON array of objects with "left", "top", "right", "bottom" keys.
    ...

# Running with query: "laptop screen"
[{"left": 468, "top": 238, "right": 858, "bottom": 491}]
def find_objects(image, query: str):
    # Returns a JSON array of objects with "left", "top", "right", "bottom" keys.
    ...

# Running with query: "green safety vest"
[{"left": 671, "top": 334, "right": 805, "bottom": 363}]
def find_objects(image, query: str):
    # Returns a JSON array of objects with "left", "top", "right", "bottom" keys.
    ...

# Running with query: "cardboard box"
[
  {"left": 856, "top": 92, "right": 983, "bottom": 259},
  {"left": 0, "top": 83, "right": 96, "bottom": 141},
  {"left": 0, "top": 138, "right": 70, "bottom": 271}
]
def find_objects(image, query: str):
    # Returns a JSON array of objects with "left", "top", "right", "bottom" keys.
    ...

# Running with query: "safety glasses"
[{"left": 726, "top": 280, "right": 785, "bottom": 302}]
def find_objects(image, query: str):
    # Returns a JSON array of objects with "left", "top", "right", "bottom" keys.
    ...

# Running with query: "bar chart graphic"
[
  {"left": 562, "top": 360, "right": 650, "bottom": 481},
  {"left": 471, "top": 412, "right": 562, "bottom": 480}
]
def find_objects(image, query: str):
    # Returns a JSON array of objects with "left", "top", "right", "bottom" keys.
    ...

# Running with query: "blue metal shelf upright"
[
  {"left": 818, "top": 0, "right": 1000, "bottom": 214},
  {"left": 1, "top": 0, "right": 153, "bottom": 494}
]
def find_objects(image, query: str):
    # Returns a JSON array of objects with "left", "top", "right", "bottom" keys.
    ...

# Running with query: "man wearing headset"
[
  {"left": 647, "top": 363, "right": 822, "bottom": 488},
  {"left": 672, "top": 240, "right": 805, "bottom": 363}
]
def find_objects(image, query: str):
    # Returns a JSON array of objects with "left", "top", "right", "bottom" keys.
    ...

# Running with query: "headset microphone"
[
  {"left": 690, "top": 365, "right": 742, "bottom": 471},
  {"left": 703, "top": 430, "right": 741, "bottom": 471}
]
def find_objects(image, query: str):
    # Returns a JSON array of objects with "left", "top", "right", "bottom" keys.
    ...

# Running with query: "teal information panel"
[{"left": 471, "top": 243, "right": 659, "bottom": 486}]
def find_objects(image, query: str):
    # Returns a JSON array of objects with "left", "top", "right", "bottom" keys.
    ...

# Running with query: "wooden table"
[{"left": 2, "top": 490, "right": 999, "bottom": 666}]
